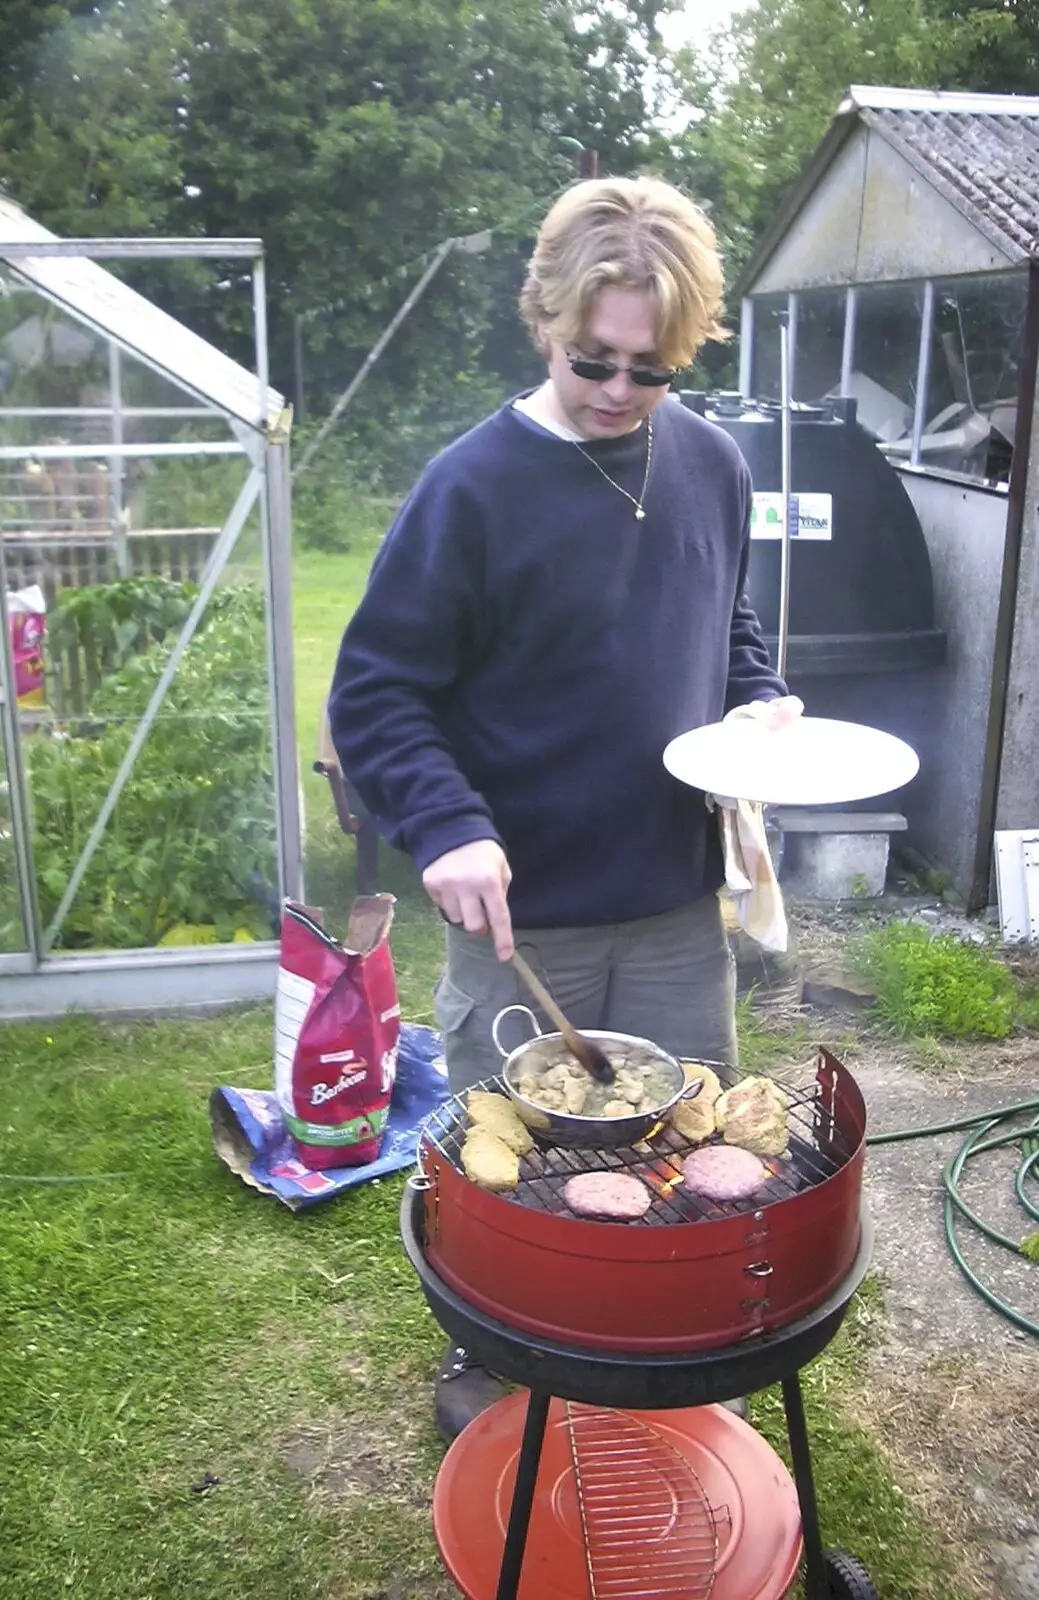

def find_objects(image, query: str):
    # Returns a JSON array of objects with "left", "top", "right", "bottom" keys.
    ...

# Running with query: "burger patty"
[
  {"left": 682, "top": 1144, "right": 767, "bottom": 1203},
  {"left": 562, "top": 1170, "right": 653, "bottom": 1221}
]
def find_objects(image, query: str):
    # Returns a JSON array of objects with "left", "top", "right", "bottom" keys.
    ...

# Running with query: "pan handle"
[{"left": 491, "top": 1004, "right": 543, "bottom": 1059}]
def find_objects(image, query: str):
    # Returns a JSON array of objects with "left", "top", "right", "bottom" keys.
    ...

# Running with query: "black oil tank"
[
  {"left": 679, "top": 391, "right": 945, "bottom": 675},
  {"left": 679, "top": 391, "right": 946, "bottom": 804}
]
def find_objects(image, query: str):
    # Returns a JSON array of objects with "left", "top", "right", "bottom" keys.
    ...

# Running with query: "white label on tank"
[{"left": 751, "top": 492, "right": 833, "bottom": 540}]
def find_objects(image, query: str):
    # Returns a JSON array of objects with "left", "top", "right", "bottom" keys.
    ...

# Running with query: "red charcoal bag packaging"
[
  {"left": 8, "top": 584, "right": 46, "bottom": 707},
  {"left": 274, "top": 895, "right": 401, "bottom": 1171}
]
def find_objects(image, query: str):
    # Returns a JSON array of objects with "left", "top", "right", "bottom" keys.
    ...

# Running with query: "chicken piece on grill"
[
  {"left": 602, "top": 1099, "right": 635, "bottom": 1118},
  {"left": 669, "top": 1063, "right": 723, "bottom": 1145},
  {"left": 466, "top": 1090, "right": 535, "bottom": 1154},
  {"left": 715, "top": 1075, "right": 790, "bottom": 1157},
  {"left": 461, "top": 1129, "right": 519, "bottom": 1191}
]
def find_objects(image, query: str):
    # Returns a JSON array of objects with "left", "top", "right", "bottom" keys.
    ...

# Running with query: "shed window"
[
  {"left": 792, "top": 288, "right": 846, "bottom": 403},
  {"left": 846, "top": 283, "right": 925, "bottom": 444},
  {"left": 749, "top": 293, "right": 787, "bottom": 400},
  {"left": 919, "top": 273, "right": 1026, "bottom": 482}
]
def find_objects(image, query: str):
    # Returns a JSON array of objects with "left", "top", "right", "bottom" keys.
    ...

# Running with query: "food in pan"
[
  {"left": 715, "top": 1076, "right": 790, "bottom": 1157},
  {"left": 465, "top": 1090, "right": 535, "bottom": 1154},
  {"left": 562, "top": 1171, "right": 653, "bottom": 1221},
  {"left": 682, "top": 1145, "right": 767, "bottom": 1203},
  {"left": 669, "top": 1062, "right": 723, "bottom": 1143},
  {"left": 460, "top": 1129, "right": 520, "bottom": 1191},
  {"left": 513, "top": 1053, "right": 674, "bottom": 1119}
]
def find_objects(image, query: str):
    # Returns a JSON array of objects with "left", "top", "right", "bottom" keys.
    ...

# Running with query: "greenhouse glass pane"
[
  {"left": 0, "top": 284, "right": 277, "bottom": 955},
  {"left": 22, "top": 480, "right": 278, "bottom": 955},
  {"left": 0, "top": 729, "right": 28, "bottom": 952}
]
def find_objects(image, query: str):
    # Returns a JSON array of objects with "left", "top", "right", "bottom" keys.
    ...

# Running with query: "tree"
[
  {"left": 922, "top": 0, "right": 1039, "bottom": 93},
  {"left": 0, "top": 4, "right": 187, "bottom": 233},
  {"left": 0, "top": 0, "right": 669, "bottom": 427},
  {"left": 663, "top": 0, "right": 1038, "bottom": 293}
]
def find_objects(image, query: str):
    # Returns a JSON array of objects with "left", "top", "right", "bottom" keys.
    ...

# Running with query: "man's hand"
[
  {"left": 741, "top": 695, "right": 804, "bottom": 731},
  {"left": 422, "top": 840, "right": 514, "bottom": 960}
]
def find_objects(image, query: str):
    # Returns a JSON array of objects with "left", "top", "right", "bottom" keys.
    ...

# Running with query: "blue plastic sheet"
[{"left": 209, "top": 1023, "right": 452, "bottom": 1210}]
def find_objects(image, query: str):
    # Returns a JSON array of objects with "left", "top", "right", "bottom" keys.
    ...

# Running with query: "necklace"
[{"left": 572, "top": 416, "right": 653, "bottom": 521}]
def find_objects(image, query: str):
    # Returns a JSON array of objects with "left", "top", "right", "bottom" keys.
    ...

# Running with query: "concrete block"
[{"left": 780, "top": 830, "right": 890, "bottom": 900}]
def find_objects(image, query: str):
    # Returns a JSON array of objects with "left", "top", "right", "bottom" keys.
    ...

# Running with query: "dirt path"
[{"left": 783, "top": 902, "right": 1039, "bottom": 1599}]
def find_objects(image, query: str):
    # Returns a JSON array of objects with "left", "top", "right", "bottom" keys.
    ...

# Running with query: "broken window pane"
[{"left": 922, "top": 271, "right": 1027, "bottom": 483}]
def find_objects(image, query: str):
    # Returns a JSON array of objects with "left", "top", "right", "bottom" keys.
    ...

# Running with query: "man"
[{"left": 328, "top": 176, "right": 799, "bottom": 1440}]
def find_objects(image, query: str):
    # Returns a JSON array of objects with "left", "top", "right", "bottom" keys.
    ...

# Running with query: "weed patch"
[{"left": 848, "top": 922, "right": 1026, "bottom": 1040}]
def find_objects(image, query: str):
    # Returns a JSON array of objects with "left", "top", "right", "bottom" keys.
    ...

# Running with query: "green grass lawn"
[{"left": 0, "top": 509, "right": 972, "bottom": 1600}]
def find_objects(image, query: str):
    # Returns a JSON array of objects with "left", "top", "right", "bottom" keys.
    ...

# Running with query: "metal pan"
[{"left": 491, "top": 1005, "right": 702, "bottom": 1149}]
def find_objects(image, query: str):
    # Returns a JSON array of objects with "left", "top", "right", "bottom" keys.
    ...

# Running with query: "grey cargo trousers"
[{"left": 433, "top": 893, "right": 738, "bottom": 1095}]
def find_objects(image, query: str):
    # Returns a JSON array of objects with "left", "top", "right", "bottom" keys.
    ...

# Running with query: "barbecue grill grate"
[
  {"left": 564, "top": 1404, "right": 723, "bottom": 1598},
  {"left": 419, "top": 1059, "right": 853, "bottom": 1224}
]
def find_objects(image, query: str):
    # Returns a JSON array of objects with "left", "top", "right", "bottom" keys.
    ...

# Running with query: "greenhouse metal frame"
[{"left": 0, "top": 205, "right": 302, "bottom": 1019}]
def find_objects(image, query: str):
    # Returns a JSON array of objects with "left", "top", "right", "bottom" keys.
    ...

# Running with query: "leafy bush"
[
  {"left": 849, "top": 921, "right": 1018, "bottom": 1040},
  {"left": 290, "top": 434, "right": 398, "bottom": 553},
  {"left": 293, "top": 366, "right": 510, "bottom": 507},
  {"left": 47, "top": 576, "right": 197, "bottom": 671},
  {"left": 0, "top": 782, "right": 25, "bottom": 953},
  {"left": 28, "top": 585, "right": 277, "bottom": 950},
  {"left": 131, "top": 453, "right": 244, "bottom": 531}
]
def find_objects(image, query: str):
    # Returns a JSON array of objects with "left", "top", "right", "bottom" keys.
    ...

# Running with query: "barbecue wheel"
[{"left": 823, "top": 1547, "right": 879, "bottom": 1599}]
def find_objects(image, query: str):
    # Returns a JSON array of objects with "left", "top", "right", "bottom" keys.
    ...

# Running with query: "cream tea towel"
[{"left": 709, "top": 704, "right": 788, "bottom": 953}]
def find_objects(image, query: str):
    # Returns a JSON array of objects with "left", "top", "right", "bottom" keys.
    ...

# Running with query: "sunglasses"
[{"left": 566, "top": 351, "right": 675, "bottom": 388}]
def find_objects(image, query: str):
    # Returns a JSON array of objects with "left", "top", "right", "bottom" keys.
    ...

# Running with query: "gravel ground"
[{"left": 781, "top": 894, "right": 1039, "bottom": 1599}]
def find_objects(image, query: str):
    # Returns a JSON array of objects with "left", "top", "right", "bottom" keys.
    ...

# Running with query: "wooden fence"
[
  {"left": 4, "top": 527, "right": 220, "bottom": 719},
  {"left": 3, "top": 526, "right": 219, "bottom": 598}
]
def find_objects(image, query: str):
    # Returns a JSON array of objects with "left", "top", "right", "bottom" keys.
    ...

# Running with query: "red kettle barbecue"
[
  {"left": 415, "top": 1048, "right": 865, "bottom": 1351},
  {"left": 401, "top": 1047, "right": 879, "bottom": 1600}
]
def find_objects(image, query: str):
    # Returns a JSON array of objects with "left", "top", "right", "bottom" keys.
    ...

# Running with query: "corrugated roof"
[
  {"left": 738, "top": 86, "right": 1039, "bottom": 294},
  {"left": 860, "top": 98, "right": 1039, "bottom": 259}
]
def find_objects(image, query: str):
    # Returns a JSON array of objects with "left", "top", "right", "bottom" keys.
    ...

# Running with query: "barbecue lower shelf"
[
  {"left": 434, "top": 1396, "right": 804, "bottom": 1600},
  {"left": 401, "top": 1188, "right": 879, "bottom": 1600}
]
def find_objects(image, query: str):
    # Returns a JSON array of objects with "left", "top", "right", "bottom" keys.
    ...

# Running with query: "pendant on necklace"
[{"left": 635, "top": 507, "right": 645, "bottom": 521}]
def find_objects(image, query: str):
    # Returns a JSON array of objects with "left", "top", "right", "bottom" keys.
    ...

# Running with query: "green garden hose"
[{"left": 867, "top": 1095, "right": 1039, "bottom": 1338}]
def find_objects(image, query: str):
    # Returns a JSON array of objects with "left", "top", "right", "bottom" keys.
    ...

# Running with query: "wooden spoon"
[{"left": 510, "top": 950, "right": 616, "bottom": 1085}]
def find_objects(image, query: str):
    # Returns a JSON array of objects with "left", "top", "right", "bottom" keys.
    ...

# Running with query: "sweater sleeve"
[
  {"left": 327, "top": 469, "right": 502, "bottom": 872},
  {"left": 724, "top": 463, "right": 789, "bottom": 712}
]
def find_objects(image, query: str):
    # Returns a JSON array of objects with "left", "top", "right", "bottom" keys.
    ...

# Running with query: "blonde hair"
[{"left": 519, "top": 176, "right": 729, "bottom": 370}]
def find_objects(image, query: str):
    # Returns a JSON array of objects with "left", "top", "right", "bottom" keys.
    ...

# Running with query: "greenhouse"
[{"left": 0, "top": 199, "right": 301, "bottom": 1018}]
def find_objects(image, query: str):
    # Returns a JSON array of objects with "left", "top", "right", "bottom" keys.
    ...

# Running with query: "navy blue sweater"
[{"left": 328, "top": 397, "right": 786, "bottom": 927}]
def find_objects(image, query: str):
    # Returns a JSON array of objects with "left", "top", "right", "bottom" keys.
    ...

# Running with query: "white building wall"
[{"left": 753, "top": 126, "right": 1016, "bottom": 294}]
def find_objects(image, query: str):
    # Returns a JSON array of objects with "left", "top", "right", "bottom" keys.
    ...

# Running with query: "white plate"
[{"left": 662, "top": 717, "right": 920, "bottom": 806}]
